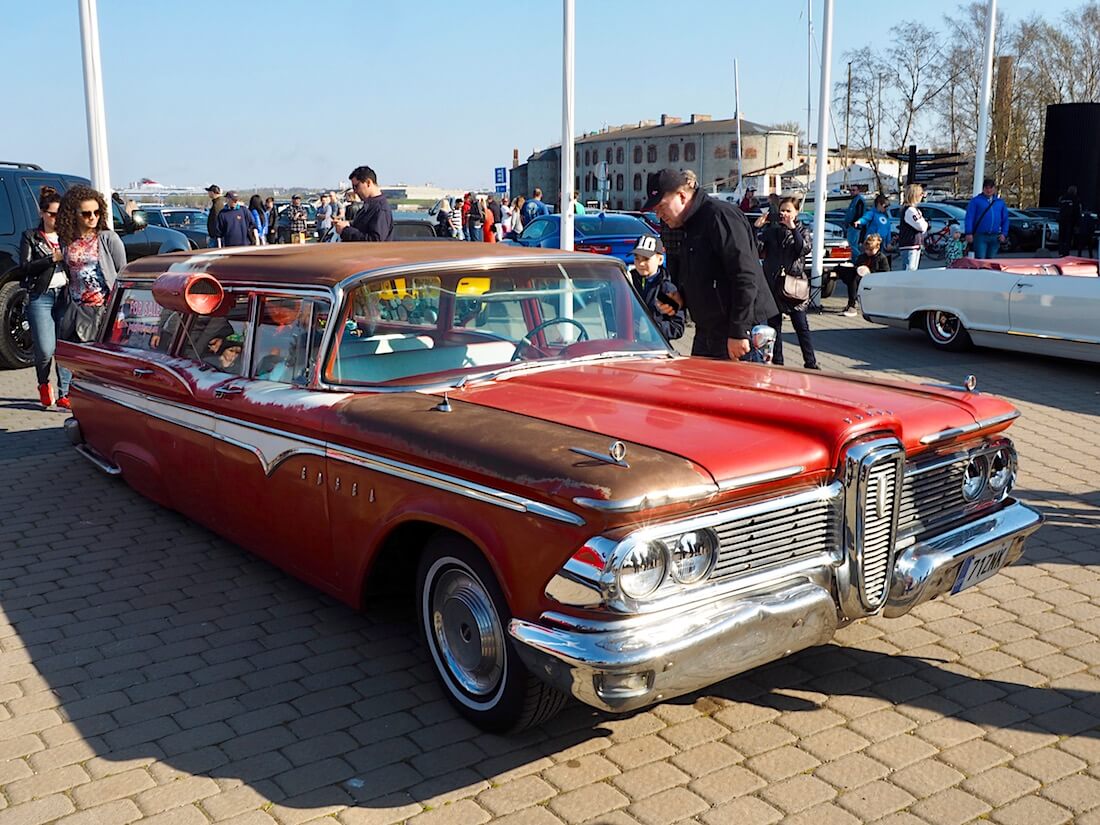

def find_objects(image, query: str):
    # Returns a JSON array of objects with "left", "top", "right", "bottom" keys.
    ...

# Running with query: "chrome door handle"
[
  {"left": 214, "top": 385, "right": 244, "bottom": 398},
  {"left": 132, "top": 368, "right": 154, "bottom": 377},
  {"left": 1015, "top": 283, "right": 1033, "bottom": 289}
]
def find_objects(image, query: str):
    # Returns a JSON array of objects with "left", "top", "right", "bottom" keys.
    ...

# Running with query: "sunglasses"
[
  {"left": 81, "top": 209, "right": 101, "bottom": 219},
  {"left": 44, "top": 210, "right": 59, "bottom": 218}
]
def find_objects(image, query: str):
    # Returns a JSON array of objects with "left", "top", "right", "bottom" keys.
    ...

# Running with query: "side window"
[
  {"left": 521, "top": 219, "right": 550, "bottom": 241},
  {"left": 106, "top": 287, "right": 179, "bottom": 353},
  {"left": 18, "top": 176, "right": 65, "bottom": 228},
  {"left": 180, "top": 292, "right": 252, "bottom": 375},
  {"left": 251, "top": 296, "right": 331, "bottom": 384},
  {"left": 0, "top": 178, "right": 15, "bottom": 235}
]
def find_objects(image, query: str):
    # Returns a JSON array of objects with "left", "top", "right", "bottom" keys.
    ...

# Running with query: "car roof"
[{"left": 121, "top": 241, "right": 608, "bottom": 287}]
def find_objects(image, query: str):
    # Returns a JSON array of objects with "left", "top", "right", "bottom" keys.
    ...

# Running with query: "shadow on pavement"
[{"left": 1, "top": 425, "right": 1097, "bottom": 811}]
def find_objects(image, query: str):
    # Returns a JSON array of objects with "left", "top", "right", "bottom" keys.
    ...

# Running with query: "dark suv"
[{"left": 0, "top": 162, "right": 189, "bottom": 369}]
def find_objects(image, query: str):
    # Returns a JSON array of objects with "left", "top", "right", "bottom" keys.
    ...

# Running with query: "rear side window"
[
  {"left": 180, "top": 292, "right": 252, "bottom": 375},
  {"left": 251, "top": 296, "right": 330, "bottom": 384},
  {"left": 0, "top": 178, "right": 14, "bottom": 235},
  {"left": 106, "top": 287, "right": 178, "bottom": 353}
]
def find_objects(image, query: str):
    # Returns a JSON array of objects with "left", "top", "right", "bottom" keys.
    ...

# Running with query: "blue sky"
[{"left": 8, "top": 1, "right": 1079, "bottom": 192}]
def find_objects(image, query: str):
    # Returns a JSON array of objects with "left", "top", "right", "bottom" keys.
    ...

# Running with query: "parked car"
[
  {"left": 0, "top": 162, "right": 189, "bottom": 369},
  {"left": 135, "top": 206, "right": 209, "bottom": 249},
  {"left": 1005, "top": 208, "right": 1043, "bottom": 251},
  {"left": 602, "top": 209, "right": 660, "bottom": 232},
  {"left": 274, "top": 201, "right": 318, "bottom": 243},
  {"left": 56, "top": 242, "right": 1042, "bottom": 731},
  {"left": 392, "top": 217, "right": 456, "bottom": 241},
  {"left": 508, "top": 213, "right": 652, "bottom": 263},
  {"left": 859, "top": 255, "right": 1100, "bottom": 362}
]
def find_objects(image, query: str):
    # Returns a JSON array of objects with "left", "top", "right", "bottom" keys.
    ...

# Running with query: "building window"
[
  {"left": 744, "top": 147, "right": 758, "bottom": 159},
  {"left": 585, "top": 172, "right": 593, "bottom": 191},
  {"left": 729, "top": 141, "right": 737, "bottom": 159},
  {"left": 787, "top": 144, "right": 795, "bottom": 160},
  {"left": 615, "top": 173, "right": 624, "bottom": 191},
  {"left": 585, "top": 149, "right": 592, "bottom": 166},
  {"left": 633, "top": 146, "right": 643, "bottom": 164},
  {"left": 632, "top": 173, "right": 642, "bottom": 191},
  {"left": 575, "top": 150, "right": 579, "bottom": 165},
  {"left": 616, "top": 147, "right": 624, "bottom": 164},
  {"left": 575, "top": 176, "right": 580, "bottom": 192},
  {"left": 647, "top": 144, "right": 657, "bottom": 163},
  {"left": 668, "top": 144, "right": 679, "bottom": 162},
  {"left": 606, "top": 148, "right": 612, "bottom": 164},
  {"left": 684, "top": 142, "right": 696, "bottom": 162}
]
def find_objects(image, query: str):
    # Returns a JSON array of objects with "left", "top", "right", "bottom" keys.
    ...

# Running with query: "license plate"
[{"left": 952, "top": 543, "right": 1011, "bottom": 594}]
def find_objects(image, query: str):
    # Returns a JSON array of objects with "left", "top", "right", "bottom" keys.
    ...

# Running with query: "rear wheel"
[
  {"left": 416, "top": 534, "right": 566, "bottom": 732},
  {"left": 0, "top": 280, "right": 34, "bottom": 370},
  {"left": 924, "top": 310, "right": 972, "bottom": 351}
]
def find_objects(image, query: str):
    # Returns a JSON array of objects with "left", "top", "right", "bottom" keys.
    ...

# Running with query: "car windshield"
[
  {"left": 574, "top": 214, "right": 648, "bottom": 236},
  {"left": 163, "top": 210, "right": 207, "bottom": 228},
  {"left": 325, "top": 260, "right": 671, "bottom": 386}
]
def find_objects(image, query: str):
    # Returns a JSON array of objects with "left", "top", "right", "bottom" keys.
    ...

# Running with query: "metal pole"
[
  {"left": 844, "top": 61, "right": 851, "bottom": 189},
  {"left": 78, "top": 0, "right": 113, "bottom": 229},
  {"left": 735, "top": 59, "right": 744, "bottom": 196},
  {"left": 806, "top": 0, "right": 813, "bottom": 156},
  {"left": 810, "top": 0, "right": 834, "bottom": 308},
  {"left": 560, "top": 0, "right": 575, "bottom": 251},
  {"left": 973, "top": 0, "right": 997, "bottom": 195}
]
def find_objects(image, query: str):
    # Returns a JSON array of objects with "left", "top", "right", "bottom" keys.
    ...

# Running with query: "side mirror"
[
  {"left": 130, "top": 210, "right": 147, "bottom": 229},
  {"left": 747, "top": 324, "right": 777, "bottom": 364}
]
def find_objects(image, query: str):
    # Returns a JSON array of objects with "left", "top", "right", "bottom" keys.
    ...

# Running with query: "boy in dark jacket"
[
  {"left": 840, "top": 233, "right": 891, "bottom": 316},
  {"left": 628, "top": 234, "right": 684, "bottom": 341}
]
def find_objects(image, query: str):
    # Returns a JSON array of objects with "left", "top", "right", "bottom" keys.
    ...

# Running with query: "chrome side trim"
[
  {"left": 327, "top": 446, "right": 585, "bottom": 526},
  {"left": 919, "top": 411, "right": 1020, "bottom": 445},
  {"left": 74, "top": 444, "right": 121, "bottom": 476},
  {"left": 717, "top": 465, "right": 805, "bottom": 491},
  {"left": 72, "top": 377, "right": 585, "bottom": 527}
]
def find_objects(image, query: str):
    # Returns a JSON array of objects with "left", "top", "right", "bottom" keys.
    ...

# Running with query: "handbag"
[
  {"left": 779, "top": 267, "right": 810, "bottom": 305},
  {"left": 61, "top": 299, "right": 106, "bottom": 343}
]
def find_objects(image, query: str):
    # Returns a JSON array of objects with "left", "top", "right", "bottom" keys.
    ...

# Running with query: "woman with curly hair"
[{"left": 55, "top": 186, "right": 126, "bottom": 408}]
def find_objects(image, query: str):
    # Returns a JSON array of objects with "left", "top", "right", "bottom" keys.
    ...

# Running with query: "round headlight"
[
  {"left": 617, "top": 541, "right": 667, "bottom": 599},
  {"left": 988, "top": 448, "right": 1014, "bottom": 494},
  {"left": 962, "top": 454, "right": 988, "bottom": 501},
  {"left": 669, "top": 530, "right": 719, "bottom": 585}
]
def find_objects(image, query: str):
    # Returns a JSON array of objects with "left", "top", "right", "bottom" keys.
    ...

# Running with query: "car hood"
[{"left": 451, "top": 357, "right": 1017, "bottom": 486}]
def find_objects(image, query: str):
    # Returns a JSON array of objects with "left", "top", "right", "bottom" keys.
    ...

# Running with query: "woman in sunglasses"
[
  {"left": 18, "top": 186, "right": 68, "bottom": 408},
  {"left": 55, "top": 186, "right": 126, "bottom": 408}
]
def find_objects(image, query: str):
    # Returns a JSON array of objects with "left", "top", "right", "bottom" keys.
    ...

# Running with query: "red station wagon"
[{"left": 57, "top": 243, "right": 1043, "bottom": 731}]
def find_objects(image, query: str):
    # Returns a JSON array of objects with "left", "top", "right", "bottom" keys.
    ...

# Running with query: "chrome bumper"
[
  {"left": 884, "top": 498, "right": 1042, "bottom": 617},
  {"left": 510, "top": 499, "right": 1041, "bottom": 713},
  {"left": 510, "top": 581, "right": 839, "bottom": 712}
]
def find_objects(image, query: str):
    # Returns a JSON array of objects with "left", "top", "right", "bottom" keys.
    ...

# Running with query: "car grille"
[
  {"left": 861, "top": 461, "right": 900, "bottom": 608},
  {"left": 899, "top": 459, "right": 969, "bottom": 538},
  {"left": 710, "top": 494, "right": 840, "bottom": 581}
]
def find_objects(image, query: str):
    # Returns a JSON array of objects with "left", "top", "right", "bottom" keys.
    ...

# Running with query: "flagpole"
[
  {"left": 78, "top": 0, "right": 113, "bottom": 228},
  {"left": 560, "top": 0, "right": 575, "bottom": 250},
  {"left": 973, "top": 0, "right": 997, "bottom": 194},
  {"left": 810, "top": 0, "right": 834, "bottom": 309}
]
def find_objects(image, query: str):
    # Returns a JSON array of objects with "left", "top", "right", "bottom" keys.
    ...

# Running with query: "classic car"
[
  {"left": 57, "top": 243, "right": 1042, "bottom": 732},
  {"left": 859, "top": 255, "right": 1100, "bottom": 363},
  {"left": 135, "top": 206, "right": 210, "bottom": 250},
  {"left": 507, "top": 213, "right": 653, "bottom": 263}
]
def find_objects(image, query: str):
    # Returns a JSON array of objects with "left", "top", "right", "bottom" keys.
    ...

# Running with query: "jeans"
[
  {"left": 207, "top": 236, "right": 219, "bottom": 248},
  {"left": 768, "top": 309, "right": 818, "bottom": 369},
  {"left": 972, "top": 233, "right": 1000, "bottom": 259},
  {"left": 899, "top": 248, "right": 921, "bottom": 271},
  {"left": 26, "top": 287, "right": 72, "bottom": 395},
  {"left": 836, "top": 263, "right": 861, "bottom": 308}
]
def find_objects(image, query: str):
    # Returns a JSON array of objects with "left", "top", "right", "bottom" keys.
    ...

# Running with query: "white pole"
[
  {"left": 78, "top": 0, "right": 113, "bottom": 229},
  {"left": 734, "top": 59, "right": 744, "bottom": 197},
  {"left": 973, "top": 0, "right": 997, "bottom": 195},
  {"left": 810, "top": 0, "right": 834, "bottom": 308},
  {"left": 560, "top": 0, "right": 575, "bottom": 251}
]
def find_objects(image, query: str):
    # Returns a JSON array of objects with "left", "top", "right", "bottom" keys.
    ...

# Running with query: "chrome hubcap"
[
  {"left": 431, "top": 568, "right": 504, "bottom": 697},
  {"left": 930, "top": 311, "right": 958, "bottom": 342}
]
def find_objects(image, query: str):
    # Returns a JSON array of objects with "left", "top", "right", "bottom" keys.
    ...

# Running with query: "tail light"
[
  {"left": 828, "top": 245, "right": 852, "bottom": 260},
  {"left": 576, "top": 243, "right": 612, "bottom": 255}
]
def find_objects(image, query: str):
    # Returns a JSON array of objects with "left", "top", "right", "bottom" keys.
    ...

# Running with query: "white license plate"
[{"left": 952, "top": 543, "right": 1011, "bottom": 594}]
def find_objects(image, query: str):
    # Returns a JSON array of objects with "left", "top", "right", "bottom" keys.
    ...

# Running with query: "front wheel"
[
  {"left": 417, "top": 535, "right": 566, "bottom": 732},
  {"left": 0, "top": 280, "right": 34, "bottom": 370},
  {"left": 924, "top": 310, "right": 972, "bottom": 351}
]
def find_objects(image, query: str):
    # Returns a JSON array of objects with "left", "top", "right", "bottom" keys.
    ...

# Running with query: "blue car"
[{"left": 509, "top": 213, "right": 653, "bottom": 263}]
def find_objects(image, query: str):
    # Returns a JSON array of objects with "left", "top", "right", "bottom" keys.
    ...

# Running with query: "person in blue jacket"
[
  {"left": 844, "top": 184, "right": 868, "bottom": 250},
  {"left": 965, "top": 178, "right": 1009, "bottom": 259},
  {"left": 248, "top": 195, "right": 269, "bottom": 245},
  {"left": 854, "top": 194, "right": 894, "bottom": 256}
]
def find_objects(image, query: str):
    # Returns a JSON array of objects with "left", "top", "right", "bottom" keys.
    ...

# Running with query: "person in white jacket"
[{"left": 896, "top": 183, "right": 930, "bottom": 271}]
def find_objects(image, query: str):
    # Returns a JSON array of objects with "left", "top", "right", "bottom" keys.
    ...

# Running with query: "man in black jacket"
[
  {"left": 334, "top": 166, "right": 393, "bottom": 241},
  {"left": 643, "top": 169, "right": 778, "bottom": 359}
]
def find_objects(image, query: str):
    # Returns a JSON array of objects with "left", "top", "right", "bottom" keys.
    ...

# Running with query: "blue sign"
[
  {"left": 494, "top": 167, "right": 507, "bottom": 185},
  {"left": 495, "top": 184, "right": 507, "bottom": 194}
]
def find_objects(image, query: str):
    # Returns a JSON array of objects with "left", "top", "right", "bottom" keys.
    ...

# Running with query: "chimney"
[
  {"left": 660, "top": 114, "right": 682, "bottom": 126},
  {"left": 512, "top": 149, "right": 519, "bottom": 168},
  {"left": 638, "top": 119, "right": 657, "bottom": 128},
  {"left": 690, "top": 113, "right": 712, "bottom": 124}
]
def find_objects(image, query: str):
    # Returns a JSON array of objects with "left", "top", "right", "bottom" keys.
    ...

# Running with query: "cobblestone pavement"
[{"left": 1, "top": 292, "right": 1098, "bottom": 825}]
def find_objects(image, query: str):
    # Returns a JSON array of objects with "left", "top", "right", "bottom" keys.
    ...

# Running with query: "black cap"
[
  {"left": 205, "top": 184, "right": 221, "bottom": 194},
  {"left": 632, "top": 234, "right": 665, "bottom": 258},
  {"left": 641, "top": 169, "right": 692, "bottom": 210},
  {"left": 225, "top": 190, "right": 239, "bottom": 201}
]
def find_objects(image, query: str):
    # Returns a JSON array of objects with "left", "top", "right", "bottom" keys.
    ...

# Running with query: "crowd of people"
[{"left": 429, "top": 188, "right": 554, "bottom": 242}]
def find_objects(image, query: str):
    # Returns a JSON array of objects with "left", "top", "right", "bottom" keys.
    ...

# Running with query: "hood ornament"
[
  {"left": 964, "top": 374, "right": 978, "bottom": 392},
  {"left": 570, "top": 440, "right": 629, "bottom": 469},
  {"left": 434, "top": 392, "right": 453, "bottom": 413}
]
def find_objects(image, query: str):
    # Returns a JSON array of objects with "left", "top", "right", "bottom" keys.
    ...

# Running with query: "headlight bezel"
[
  {"left": 615, "top": 539, "right": 668, "bottom": 599},
  {"left": 610, "top": 526, "right": 720, "bottom": 603},
  {"left": 962, "top": 453, "right": 989, "bottom": 501}
]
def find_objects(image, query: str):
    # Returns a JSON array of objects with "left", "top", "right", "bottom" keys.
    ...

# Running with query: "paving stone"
[
  {"left": 669, "top": 741, "right": 743, "bottom": 778},
  {"left": 836, "top": 779, "right": 916, "bottom": 821},
  {"left": 743, "top": 744, "right": 819, "bottom": 782},
  {"left": 548, "top": 783, "right": 630, "bottom": 824},
  {"left": 603, "top": 735, "right": 677, "bottom": 770},
  {"left": 961, "top": 765, "right": 1041, "bottom": 806},
  {"left": 889, "top": 759, "right": 965, "bottom": 799},
  {"left": 1041, "top": 773, "right": 1100, "bottom": 813},
  {"left": 722, "top": 723, "right": 795, "bottom": 757},
  {"left": 1011, "top": 747, "right": 1087, "bottom": 782},
  {"left": 5, "top": 764, "right": 90, "bottom": 804},
  {"left": 757, "top": 774, "right": 836, "bottom": 813},
  {"left": 405, "top": 800, "right": 490, "bottom": 825},
  {"left": 626, "top": 787, "right": 709, "bottom": 825},
  {"left": 990, "top": 794, "right": 1073, "bottom": 825},
  {"left": 542, "top": 755, "right": 620, "bottom": 792},
  {"left": 52, "top": 799, "right": 143, "bottom": 825},
  {"left": 813, "top": 752, "right": 889, "bottom": 790},
  {"left": 475, "top": 775, "right": 557, "bottom": 817},
  {"left": 610, "top": 762, "right": 690, "bottom": 801},
  {"left": 909, "top": 787, "right": 992, "bottom": 825}
]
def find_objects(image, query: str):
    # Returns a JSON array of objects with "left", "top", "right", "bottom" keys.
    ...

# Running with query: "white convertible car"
[{"left": 859, "top": 257, "right": 1100, "bottom": 364}]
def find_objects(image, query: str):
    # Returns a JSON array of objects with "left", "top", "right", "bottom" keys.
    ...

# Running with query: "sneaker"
[
  {"left": 842, "top": 307, "right": 858, "bottom": 317},
  {"left": 56, "top": 396, "right": 71, "bottom": 410},
  {"left": 38, "top": 384, "right": 54, "bottom": 408}
]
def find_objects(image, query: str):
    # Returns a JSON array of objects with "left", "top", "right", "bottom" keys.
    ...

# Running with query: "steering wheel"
[{"left": 511, "top": 317, "right": 590, "bottom": 361}]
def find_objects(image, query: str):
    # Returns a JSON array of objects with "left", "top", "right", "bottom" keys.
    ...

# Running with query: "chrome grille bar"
[{"left": 711, "top": 497, "right": 839, "bottom": 580}]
